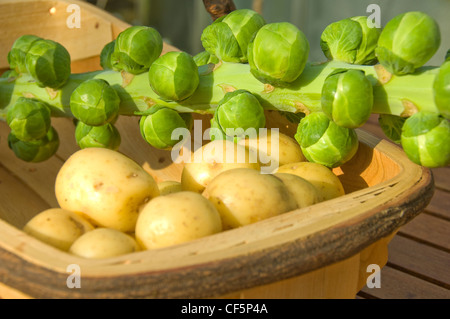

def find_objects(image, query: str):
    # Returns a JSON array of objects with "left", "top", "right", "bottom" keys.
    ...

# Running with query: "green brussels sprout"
[
  {"left": 8, "top": 126, "right": 59, "bottom": 163},
  {"left": 0, "top": 69, "right": 19, "bottom": 79},
  {"left": 401, "top": 111, "right": 450, "bottom": 168},
  {"left": 193, "top": 50, "right": 219, "bottom": 66},
  {"left": 70, "top": 79, "right": 120, "bottom": 126},
  {"left": 100, "top": 40, "right": 116, "bottom": 70},
  {"left": 111, "top": 26, "right": 163, "bottom": 75},
  {"left": 295, "top": 112, "right": 359, "bottom": 168},
  {"left": 378, "top": 114, "right": 406, "bottom": 144},
  {"left": 139, "top": 105, "right": 193, "bottom": 150},
  {"left": 209, "top": 89, "right": 266, "bottom": 141},
  {"left": 433, "top": 60, "right": 450, "bottom": 120},
  {"left": 75, "top": 121, "right": 121, "bottom": 150},
  {"left": 7, "top": 35, "right": 41, "bottom": 74},
  {"left": 247, "top": 22, "right": 310, "bottom": 86},
  {"left": 6, "top": 97, "right": 51, "bottom": 142},
  {"left": 375, "top": 11, "right": 441, "bottom": 75},
  {"left": 149, "top": 51, "right": 199, "bottom": 101},
  {"left": 25, "top": 39, "right": 71, "bottom": 88},
  {"left": 320, "top": 16, "right": 381, "bottom": 65},
  {"left": 201, "top": 9, "right": 265, "bottom": 63},
  {"left": 321, "top": 69, "right": 373, "bottom": 128}
]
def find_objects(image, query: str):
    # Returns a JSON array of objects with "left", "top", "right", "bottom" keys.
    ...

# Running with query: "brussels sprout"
[
  {"left": 321, "top": 69, "right": 373, "bottom": 128},
  {"left": 7, "top": 35, "right": 41, "bottom": 74},
  {"left": 378, "top": 114, "right": 406, "bottom": 144},
  {"left": 201, "top": 9, "right": 265, "bottom": 63},
  {"left": 209, "top": 89, "right": 265, "bottom": 141},
  {"left": 149, "top": 51, "right": 199, "bottom": 101},
  {"left": 295, "top": 112, "right": 359, "bottom": 168},
  {"left": 25, "top": 39, "right": 71, "bottom": 88},
  {"left": 100, "top": 40, "right": 116, "bottom": 70},
  {"left": 8, "top": 126, "right": 60, "bottom": 163},
  {"left": 6, "top": 97, "right": 51, "bottom": 142},
  {"left": 320, "top": 16, "right": 381, "bottom": 65},
  {"left": 401, "top": 112, "right": 450, "bottom": 168},
  {"left": 0, "top": 69, "right": 19, "bottom": 79},
  {"left": 139, "top": 105, "right": 193, "bottom": 150},
  {"left": 70, "top": 79, "right": 120, "bottom": 126},
  {"left": 433, "top": 60, "right": 450, "bottom": 120},
  {"left": 75, "top": 121, "right": 121, "bottom": 150},
  {"left": 111, "top": 26, "right": 163, "bottom": 74},
  {"left": 193, "top": 50, "right": 219, "bottom": 66},
  {"left": 375, "top": 11, "right": 441, "bottom": 75},
  {"left": 248, "top": 22, "right": 309, "bottom": 86}
]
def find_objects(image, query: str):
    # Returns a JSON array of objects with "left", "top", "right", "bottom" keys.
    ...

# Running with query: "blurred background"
[{"left": 87, "top": 0, "right": 449, "bottom": 65}]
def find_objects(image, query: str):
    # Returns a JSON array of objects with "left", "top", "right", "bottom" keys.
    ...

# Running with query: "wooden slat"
[
  {"left": 431, "top": 167, "right": 450, "bottom": 192},
  {"left": 0, "top": 164, "right": 51, "bottom": 229},
  {"left": 398, "top": 213, "right": 450, "bottom": 251},
  {"left": 387, "top": 235, "right": 450, "bottom": 287},
  {"left": 359, "top": 266, "right": 450, "bottom": 299},
  {"left": 424, "top": 188, "right": 450, "bottom": 220}
]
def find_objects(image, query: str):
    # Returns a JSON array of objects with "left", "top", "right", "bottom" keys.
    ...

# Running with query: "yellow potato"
[
  {"left": 23, "top": 208, "right": 94, "bottom": 251},
  {"left": 181, "top": 139, "right": 260, "bottom": 193},
  {"left": 69, "top": 228, "right": 140, "bottom": 259},
  {"left": 55, "top": 148, "right": 160, "bottom": 232},
  {"left": 157, "top": 180, "right": 183, "bottom": 196},
  {"left": 203, "top": 168, "right": 298, "bottom": 229},
  {"left": 238, "top": 130, "right": 305, "bottom": 172},
  {"left": 274, "top": 173, "right": 321, "bottom": 208},
  {"left": 276, "top": 162, "right": 345, "bottom": 201},
  {"left": 135, "top": 191, "right": 222, "bottom": 250}
]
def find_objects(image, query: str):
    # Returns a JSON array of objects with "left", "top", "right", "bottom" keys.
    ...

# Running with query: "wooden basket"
[{"left": 0, "top": 0, "right": 434, "bottom": 299}]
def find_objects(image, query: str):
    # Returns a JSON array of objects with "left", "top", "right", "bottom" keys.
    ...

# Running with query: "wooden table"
[{"left": 358, "top": 116, "right": 450, "bottom": 299}]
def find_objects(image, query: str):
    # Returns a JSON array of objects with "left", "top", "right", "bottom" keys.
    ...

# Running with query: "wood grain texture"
[{"left": 360, "top": 266, "right": 450, "bottom": 299}]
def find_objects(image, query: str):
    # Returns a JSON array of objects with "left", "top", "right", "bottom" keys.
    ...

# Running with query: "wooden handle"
[{"left": 203, "top": 0, "right": 236, "bottom": 20}]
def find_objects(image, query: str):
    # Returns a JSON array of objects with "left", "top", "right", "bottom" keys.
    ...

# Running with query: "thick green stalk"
[{"left": 0, "top": 61, "right": 440, "bottom": 120}]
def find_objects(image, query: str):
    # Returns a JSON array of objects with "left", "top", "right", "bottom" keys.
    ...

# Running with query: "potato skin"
[
  {"left": 181, "top": 140, "right": 260, "bottom": 193},
  {"left": 238, "top": 130, "right": 306, "bottom": 169},
  {"left": 203, "top": 168, "right": 298, "bottom": 229},
  {"left": 55, "top": 148, "right": 160, "bottom": 232},
  {"left": 274, "top": 173, "right": 321, "bottom": 208},
  {"left": 23, "top": 208, "right": 94, "bottom": 251},
  {"left": 276, "top": 162, "right": 345, "bottom": 201},
  {"left": 69, "top": 228, "right": 140, "bottom": 259},
  {"left": 157, "top": 180, "right": 183, "bottom": 196},
  {"left": 135, "top": 191, "right": 222, "bottom": 250}
]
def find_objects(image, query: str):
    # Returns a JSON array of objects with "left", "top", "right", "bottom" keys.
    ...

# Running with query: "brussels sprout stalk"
[{"left": 0, "top": 61, "right": 440, "bottom": 121}]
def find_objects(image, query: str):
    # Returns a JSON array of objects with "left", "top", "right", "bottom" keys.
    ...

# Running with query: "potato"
[
  {"left": 69, "top": 228, "right": 140, "bottom": 259},
  {"left": 55, "top": 148, "right": 160, "bottom": 232},
  {"left": 181, "top": 139, "right": 260, "bottom": 193},
  {"left": 135, "top": 191, "right": 222, "bottom": 249},
  {"left": 23, "top": 208, "right": 94, "bottom": 251},
  {"left": 158, "top": 180, "right": 183, "bottom": 196},
  {"left": 274, "top": 173, "right": 321, "bottom": 208},
  {"left": 276, "top": 162, "right": 345, "bottom": 201},
  {"left": 203, "top": 168, "right": 298, "bottom": 229},
  {"left": 238, "top": 130, "right": 306, "bottom": 171}
]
